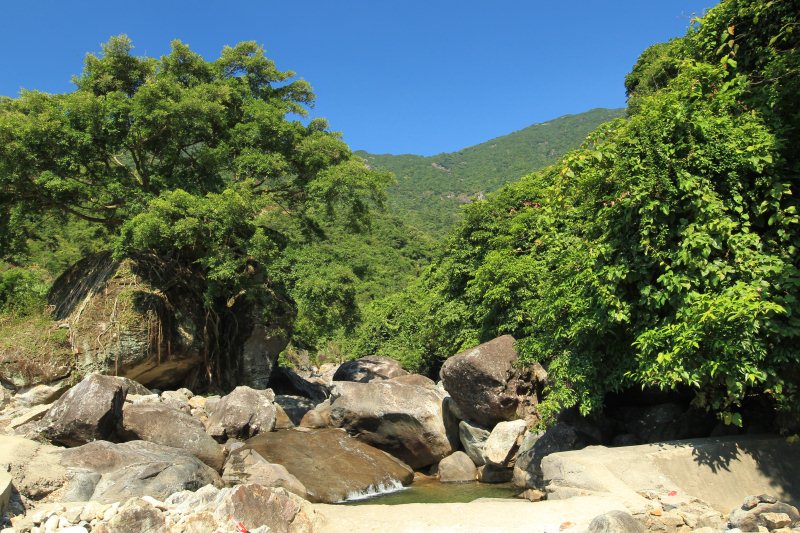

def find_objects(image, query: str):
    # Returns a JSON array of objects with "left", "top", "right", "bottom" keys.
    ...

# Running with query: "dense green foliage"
[
  {"left": 359, "top": 0, "right": 800, "bottom": 424},
  {"left": 357, "top": 108, "right": 624, "bottom": 235},
  {"left": 0, "top": 266, "right": 49, "bottom": 316}
]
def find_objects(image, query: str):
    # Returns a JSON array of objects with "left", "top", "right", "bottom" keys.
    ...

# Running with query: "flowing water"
[{"left": 342, "top": 478, "right": 519, "bottom": 505}]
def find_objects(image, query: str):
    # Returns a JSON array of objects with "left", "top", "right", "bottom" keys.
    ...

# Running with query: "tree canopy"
[{"left": 0, "top": 36, "right": 393, "bottom": 372}]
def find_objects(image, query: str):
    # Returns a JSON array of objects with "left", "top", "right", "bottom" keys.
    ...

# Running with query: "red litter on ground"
[
  {"left": 668, "top": 490, "right": 678, "bottom": 496},
  {"left": 229, "top": 516, "right": 249, "bottom": 533}
]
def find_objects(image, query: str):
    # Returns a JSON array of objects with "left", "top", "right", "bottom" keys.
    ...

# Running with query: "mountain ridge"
[{"left": 356, "top": 107, "right": 626, "bottom": 234}]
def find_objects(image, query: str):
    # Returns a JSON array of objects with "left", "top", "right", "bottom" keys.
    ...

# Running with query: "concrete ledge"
[
  {"left": 541, "top": 436, "right": 800, "bottom": 513},
  {"left": 0, "top": 471, "right": 12, "bottom": 517}
]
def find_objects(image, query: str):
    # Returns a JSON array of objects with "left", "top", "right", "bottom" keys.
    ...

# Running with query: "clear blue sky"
[{"left": 0, "top": 1, "right": 717, "bottom": 156}]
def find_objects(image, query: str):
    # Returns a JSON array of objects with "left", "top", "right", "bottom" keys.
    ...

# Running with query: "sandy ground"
[{"left": 309, "top": 495, "right": 629, "bottom": 533}]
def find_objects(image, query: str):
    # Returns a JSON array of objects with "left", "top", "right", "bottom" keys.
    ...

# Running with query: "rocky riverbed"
[{"left": 1, "top": 336, "right": 798, "bottom": 532}]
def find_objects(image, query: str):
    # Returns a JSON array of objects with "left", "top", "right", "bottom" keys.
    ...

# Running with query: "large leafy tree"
[{"left": 0, "top": 36, "right": 391, "bottom": 377}]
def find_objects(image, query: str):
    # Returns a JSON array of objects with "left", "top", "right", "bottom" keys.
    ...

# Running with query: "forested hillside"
[
  {"left": 355, "top": 0, "right": 800, "bottom": 426},
  {"left": 358, "top": 108, "right": 624, "bottom": 234},
  {"left": 2, "top": 0, "right": 797, "bottom": 430}
]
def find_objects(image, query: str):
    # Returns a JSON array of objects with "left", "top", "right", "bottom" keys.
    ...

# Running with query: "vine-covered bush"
[
  {"left": 0, "top": 266, "right": 49, "bottom": 316},
  {"left": 358, "top": 0, "right": 800, "bottom": 425}
]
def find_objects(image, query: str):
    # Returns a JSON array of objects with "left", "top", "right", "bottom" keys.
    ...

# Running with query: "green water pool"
[{"left": 344, "top": 479, "right": 520, "bottom": 505}]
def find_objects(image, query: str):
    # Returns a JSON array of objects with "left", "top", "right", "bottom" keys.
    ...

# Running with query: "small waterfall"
[{"left": 338, "top": 479, "right": 407, "bottom": 502}]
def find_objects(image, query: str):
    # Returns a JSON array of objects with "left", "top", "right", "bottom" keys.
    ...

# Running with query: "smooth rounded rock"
[
  {"left": 438, "top": 451, "right": 477, "bottom": 483},
  {"left": 484, "top": 419, "right": 527, "bottom": 466},
  {"left": 587, "top": 510, "right": 645, "bottom": 533},
  {"left": 243, "top": 428, "right": 413, "bottom": 503}
]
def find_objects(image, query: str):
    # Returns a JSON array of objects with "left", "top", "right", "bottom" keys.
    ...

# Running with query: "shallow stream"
[{"left": 343, "top": 478, "right": 519, "bottom": 505}]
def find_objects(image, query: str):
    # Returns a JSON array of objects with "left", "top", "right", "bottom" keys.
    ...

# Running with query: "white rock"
[
  {"left": 102, "top": 502, "right": 120, "bottom": 521},
  {"left": 127, "top": 393, "right": 160, "bottom": 404},
  {"left": 60, "top": 527, "right": 88, "bottom": 533},
  {"left": 79, "top": 501, "right": 107, "bottom": 522},
  {"left": 176, "top": 388, "right": 194, "bottom": 399},
  {"left": 140, "top": 495, "right": 167, "bottom": 510},
  {"left": 484, "top": 419, "right": 528, "bottom": 466},
  {"left": 43, "top": 514, "right": 59, "bottom": 533}
]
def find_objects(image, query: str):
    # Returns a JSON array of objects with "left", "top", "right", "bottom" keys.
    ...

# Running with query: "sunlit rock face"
[{"left": 242, "top": 427, "right": 414, "bottom": 503}]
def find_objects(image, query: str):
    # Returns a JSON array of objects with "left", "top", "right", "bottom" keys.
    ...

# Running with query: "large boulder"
[
  {"left": 329, "top": 380, "right": 456, "bottom": 469},
  {"left": 439, "top": 335, "right": 546, "bottom": 427},
  {"left": 438, "top": 451, "right": 478, "bottom": 483},
  {"left": 332, "top": 356, "right": 408, "bottom": 383},
  {"left": 4, "top": 253, "right": 291, "bottom": 392},
  {"left": 205, "top": 386, "right": 277, "bottom": 441},
  {"left": 243, "top": 428, "right": 414, "bottom": 503},
  {"left": 119, "top": 402, "right": 225, "bottom": 471},
  {"left": 59, "top": 440, "right": 222, "bottom": 503},
  {"left": 270, "top": 367, "right": 330, "bottom": 402},
  {"left": 513, "top": 412, "right": 606, "bottom": 489},
  {"left": 45, "top": 253, "right": 207, "bottom": 389},
  {"left": 39, "top": 374, "right": 127, "bottom": 446},
  {"left": 513, "top": 422, "right": 584, "bottom": 488}
]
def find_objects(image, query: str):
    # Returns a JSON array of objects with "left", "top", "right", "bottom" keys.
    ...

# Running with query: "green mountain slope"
[{"left": 357, "top": 107, "right": 625, "bottom": 234}]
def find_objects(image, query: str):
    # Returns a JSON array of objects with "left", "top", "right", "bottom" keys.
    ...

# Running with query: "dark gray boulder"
[
  {"left": 439, "top": 335, "right": 546, "bottom": 427},
  {"left": 39, "top": 374, "right": 127, "bottom": 446},
  {"left": 119, "top": 402, "right": 226, "bottom": 471},
  {"left": 274, "top": 395, "right": 317, "bottom": 426},
  {"left": 332, "top": 356, "right": 408, "bottom": 383},
  {"left": 205, "top": 386, "right": 277, "bottom": 441},
  {"left": 60, "top": 440, "right": 222, "bottom": 503},
  {"left": 329, "top": 380, "right": 455, "bottom": 469}
]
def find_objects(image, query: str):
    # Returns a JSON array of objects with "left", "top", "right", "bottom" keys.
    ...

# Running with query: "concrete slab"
[
  {"left": 0, "top": 471, "right": 11, "bottom": 517},
  {"left": 541, "top": 436, "right": 800, "bottom": 513}
]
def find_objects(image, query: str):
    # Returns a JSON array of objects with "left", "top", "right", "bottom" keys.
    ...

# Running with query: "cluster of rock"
[
  {"left": 0, "top": 370, "right": 410, "bottom": 531},
  {"left": 586, "top": 493, "right": 799, "bottom": 533},
  {"left": 3, "top": 330, "right": 796, "bottom": 532},
  {"left": 9, "top": 484, "right": 314, "bottom": 533},
  {"left": 1, "top": 333, "right": 556, "bottom": 530}
]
